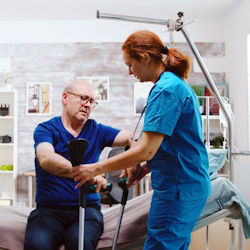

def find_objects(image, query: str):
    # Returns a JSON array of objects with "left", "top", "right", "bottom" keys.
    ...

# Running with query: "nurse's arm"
[{"left": 71, "top": 131, "right": 164, "bottom": 186}]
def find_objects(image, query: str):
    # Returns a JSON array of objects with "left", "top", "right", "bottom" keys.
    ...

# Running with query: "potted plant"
[
  {"left": 0, "top": 69, "right": 12, "bottom": 90},
  {"left": 190, "top": 85, "right": 204, "bottom": 113}
]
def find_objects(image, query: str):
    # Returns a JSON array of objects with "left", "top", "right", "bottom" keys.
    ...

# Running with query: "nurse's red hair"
[{"left": 122, "top": 30, "right": 190, "bottom": 79}]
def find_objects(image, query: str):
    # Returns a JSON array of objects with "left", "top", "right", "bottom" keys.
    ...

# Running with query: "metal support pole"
[
  {"left": 205, "top": 97, "right": 210, "bottom": 148},
  {"left": 28, "top": 176, "right": 33, "bottom": 207},
  {"left": 97, "top": 10, "right": 169, "bottom": 26},
  {"left": 179, "top": 27, "right": 234, "bottom": 181},
  {"left": 206, "top": 226, "right": 210, "bottom": 250},
  {"left": 97, "top": 10, "right": 235, "bottom": 181}
]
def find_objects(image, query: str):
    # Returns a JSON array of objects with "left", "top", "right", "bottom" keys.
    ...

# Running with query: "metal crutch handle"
[
  {"left": 68, "top": 138, "right": 89, "bottom": 250},
  {"left": 112, "top": 177, "right": 129, "bottom": 250}
]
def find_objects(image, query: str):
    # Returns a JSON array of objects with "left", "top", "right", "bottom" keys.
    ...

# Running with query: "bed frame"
[{"left": 96, "top": 10, "right": 247, "bottom": 250}]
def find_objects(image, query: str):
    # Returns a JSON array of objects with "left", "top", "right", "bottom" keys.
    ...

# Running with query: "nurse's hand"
[
  {"left": 119, "top": 167, "right": 135, "bottom": 187},
  {"left": 120, "top": 163, "right": 150, "bottom": 186},
  {"left": 71, "top": 163, "right": 96, "bottom": 188}
]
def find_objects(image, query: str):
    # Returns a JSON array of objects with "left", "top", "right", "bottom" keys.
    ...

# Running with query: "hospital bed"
[
  {"left": 0, "top": 148, "right": 249, "bottom": 250},
  {"left": 0, "top": 175, "right": 249, "bottom": 250}
]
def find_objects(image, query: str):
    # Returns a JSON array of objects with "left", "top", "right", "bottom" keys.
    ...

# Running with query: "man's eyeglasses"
[{"left": 67, "top": 92, "right": 98, "bottom": 109}]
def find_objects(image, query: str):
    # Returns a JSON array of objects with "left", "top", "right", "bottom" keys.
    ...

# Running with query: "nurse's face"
[{"left": 123, "top": 50, "right": 149, "bottom": 82}]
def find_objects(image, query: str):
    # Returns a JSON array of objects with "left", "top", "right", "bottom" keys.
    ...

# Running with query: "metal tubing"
[
  {"left": 180, "top": 27, "right": 234, "bottom": 181},
  {"left": 232, "top": 151, "right": 250, "bottom": 155},
  {"left": 112, "top": 205, "right": 125, "bottom": 250},
  {"left": 79, "top": 207, "right": 85, "bottom": 250},
  {"left": 229, "top": 221, "right": 237, "bottom": 250},
  {"left": 206, "top": 226, "right": 209, "bottom": 250},
  {"left": 239, "top": 221, "right": 245, "bottom": 250},
  {"left": 205, "top": 97, "right": 210, "bottom": 148},
  {"left": 97, "top": 10, "right": 169, "bottom": 26},
  {"left": 97, "top": 10, "right": 234, "bottom": 181},
  {"left": 28, "top": 176, "right": 33, "bottom": 207}
]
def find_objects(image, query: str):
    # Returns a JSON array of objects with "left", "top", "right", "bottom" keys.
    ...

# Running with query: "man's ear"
[
  {"left": 141, "top": 53, "right": 150, "bottom": 65},
  {"left": 62, "top": 92, "right": 68, "bottom": 105}
]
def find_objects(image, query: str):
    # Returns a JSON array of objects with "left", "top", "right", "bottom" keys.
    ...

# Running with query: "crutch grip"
[
  {"left": 87, "top": 182, "right": 113, "bottom": 193},
  {"left": 117, "top": 177, "right": 128, "bottom": 205}
]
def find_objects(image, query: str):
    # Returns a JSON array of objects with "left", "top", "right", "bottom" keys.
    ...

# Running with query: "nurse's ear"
[{"left": 141, "top": 52, "right": 150, "bottom": 66}]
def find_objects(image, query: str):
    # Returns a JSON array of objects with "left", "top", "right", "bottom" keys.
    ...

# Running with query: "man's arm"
[
  {"left": 36, "top": 142, "right": 73, "bottom": 178},
  {"left": 36, "top": 142, "right": 107, "bottom": 191},
  {"left": 112, "top": 130, "right": 132, "bottom": 147}
]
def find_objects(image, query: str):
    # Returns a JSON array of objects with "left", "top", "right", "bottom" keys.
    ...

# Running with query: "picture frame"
[
  {"left": 76, "top": 76, "right": 109, "bottom": 102},
  {"left": 203, "top": 83, "right": 229, "bottom": 115},
  {"left": 26, "top": 82, "right": 52, "bottom": 115},
  {"left": 134, "top": 82, "right": 153, "bottom": 115}
]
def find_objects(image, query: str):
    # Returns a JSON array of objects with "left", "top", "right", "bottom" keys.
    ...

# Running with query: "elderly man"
[{"left": 24, "top": 79, "right": 131, "bottom": 250}]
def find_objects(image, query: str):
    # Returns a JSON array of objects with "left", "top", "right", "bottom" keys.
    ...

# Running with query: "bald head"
[
  {"left": 64, "top": 79, "right": 93, "bottom": 94},
  {"left": 61, "top": 79, "right": 96, "bottom": 124}
]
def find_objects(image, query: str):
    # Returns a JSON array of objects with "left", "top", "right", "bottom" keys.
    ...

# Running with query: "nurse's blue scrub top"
[{"left": 143, "top": 71, "right": 210, "bottom": 201}]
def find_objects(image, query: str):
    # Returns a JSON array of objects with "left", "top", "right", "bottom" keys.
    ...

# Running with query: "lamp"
[{"left": 31, "top": 93, "right": 39, "bottom": 106}]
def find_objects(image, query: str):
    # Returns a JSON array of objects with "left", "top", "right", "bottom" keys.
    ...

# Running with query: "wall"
[
  {"left": 0, "top": 19, "right": 224, "bottom": 43},
  {"left": 224, "top": 0, "right": 250, "bottom": 202},
  {"left": 0, "top": 41, "right": 225, "bottom": 204}
]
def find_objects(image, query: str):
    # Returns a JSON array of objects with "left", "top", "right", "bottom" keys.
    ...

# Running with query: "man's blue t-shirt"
[{"left": 34, "top": 116, "right": 120, "bottom": 208}]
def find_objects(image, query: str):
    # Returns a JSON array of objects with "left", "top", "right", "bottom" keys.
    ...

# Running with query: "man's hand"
[
  {"left": 87, "top": 175, "right": 107, "bottom": 193},
  {"left": 71, "top": 163, "right": 96, "bottom": 189}
]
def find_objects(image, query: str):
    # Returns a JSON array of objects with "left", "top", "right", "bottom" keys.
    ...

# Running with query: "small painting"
[
  {"left": 134, "top": 82, "right": 154, "bottom": 115},
  {"left": 26, "top": 82, "right": 51, "bottom": 115},
  {"left": 76, "top": 76, "right": 109, "bottom": 102}
]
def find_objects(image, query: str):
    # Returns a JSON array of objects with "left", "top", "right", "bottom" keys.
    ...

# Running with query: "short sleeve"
[
  {"left": 98, "top": 124, "right": 120, "bottom": 148},
  {"left": 34, "top": 124, "right": 54, "bottom": 150},
  {"left": 143, "top": 88, "right": 182, "bottom": 136}
]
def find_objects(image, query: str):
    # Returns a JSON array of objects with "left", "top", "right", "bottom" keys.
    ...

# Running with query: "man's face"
[{"left": 63, "top": 83, "right": 95, "bottom": 123}]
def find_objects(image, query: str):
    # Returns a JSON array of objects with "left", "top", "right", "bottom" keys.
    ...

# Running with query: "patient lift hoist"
[{"left": 97, "top": 10, "right": 249, "bottom": 250}]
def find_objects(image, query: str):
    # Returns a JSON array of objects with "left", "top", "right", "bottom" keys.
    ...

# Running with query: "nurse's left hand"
[{"left": 71, "top": 163, "right": 96, "bottom": 188}]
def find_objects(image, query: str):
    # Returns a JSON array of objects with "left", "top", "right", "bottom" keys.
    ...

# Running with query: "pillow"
[{"left": 207, "top": 148, "right": 227, "bottom": 179}]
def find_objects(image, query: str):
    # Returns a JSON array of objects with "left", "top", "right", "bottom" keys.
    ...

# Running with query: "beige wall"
[{"left": 0, "top": 42, "right": 225, "bottom": 204}]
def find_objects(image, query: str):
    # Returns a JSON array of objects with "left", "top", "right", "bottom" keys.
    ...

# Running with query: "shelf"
[
  {"left": 0, "top": 171, "right": 14, "bottom": 174},
  {"left": 0, "top": 89, "right": 15, "bottom": 93},
  {"left": 0, "top": 143, "right": 14, "bottom": 147},
  {"left": 201, "top": 115, "right": 220, "bottom": 120},
  {"left": 218, "top": 174, "right": 228, "bottom": 178},
  {"left": 0, "top": 116, "right": 14, "bottom": 119},
  {"left": 0, "top": 196, "right": 14, "bottom": 200},
  {"left": 0, "top": 90, "right": 17, "bottom": 205}
]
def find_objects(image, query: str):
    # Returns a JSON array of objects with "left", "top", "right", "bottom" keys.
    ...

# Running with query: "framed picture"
[
  {"left": 134, "top": 82, "right": 153, "bottom": 115},
  {"left": 26, "top": 82, "right": 52, "bottom": 115},
  {"left": 76, "top": 76, "right": 109, "bottom": 102},
  {"left": 203, "top": 83, "right": 228, "bottom": 115}
]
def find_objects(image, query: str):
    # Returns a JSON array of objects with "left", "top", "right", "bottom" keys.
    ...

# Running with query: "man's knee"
[
  {"left": 24, "top": 237, "right": 54, "bottom": 250},
  {"left": 24, "top": 228, "right": 62, "bottom": 250}
]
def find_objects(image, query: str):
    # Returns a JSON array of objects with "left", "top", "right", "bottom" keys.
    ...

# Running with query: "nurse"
[{"left": 71, "top": 30, "right": 211, "bottom": 249}]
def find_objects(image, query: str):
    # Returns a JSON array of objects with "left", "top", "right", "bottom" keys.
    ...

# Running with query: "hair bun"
[{"left": 162, "top": 46, "right": 168, "bottom": 55}]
